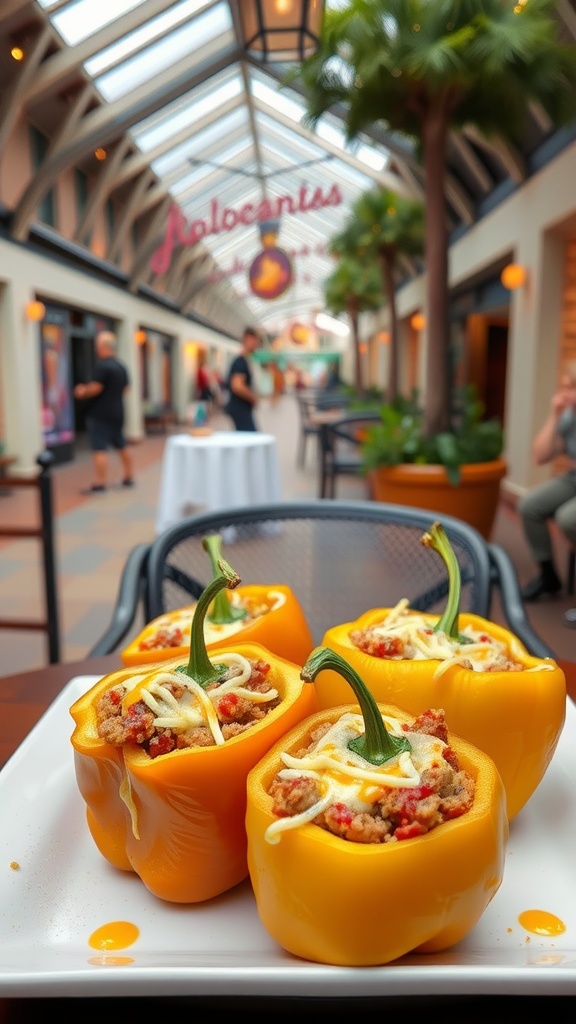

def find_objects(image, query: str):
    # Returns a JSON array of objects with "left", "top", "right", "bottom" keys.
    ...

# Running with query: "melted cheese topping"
[
  {"left": 352, "top": 598, "right": 553, "bottom": 676},
  {"left": 265, "top": 711, "right": 446, "bottom": 844},
  {"left": 123, "top": 653, "right": 278, "bottom": 746},
  {"left": 138, "top": 591, "right": 286, "bottom": 649}
]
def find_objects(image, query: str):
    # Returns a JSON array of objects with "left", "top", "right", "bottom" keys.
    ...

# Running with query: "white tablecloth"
[{"left": 155, "top": 431, "right": 283, "bottom": 533}]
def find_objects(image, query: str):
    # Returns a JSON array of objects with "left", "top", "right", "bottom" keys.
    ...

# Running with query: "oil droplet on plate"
[
  {"left": 88, "top": 920, "right": 140, "bottom": 951},
  {"left": 518, "top": 909, "right": 566, "bottom": 937}
]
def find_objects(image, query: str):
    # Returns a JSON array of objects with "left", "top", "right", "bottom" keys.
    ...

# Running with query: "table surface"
[
  {"left": 155, "top": 430, "right": 282, "bottom": 533},
  {"left": 1, "top": 654, "right": 575, "bottom": 1017}
]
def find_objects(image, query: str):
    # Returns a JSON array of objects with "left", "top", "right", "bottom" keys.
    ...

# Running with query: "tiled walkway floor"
[{"left": 1, "top": 392, "right": 574, "bottom": 676}]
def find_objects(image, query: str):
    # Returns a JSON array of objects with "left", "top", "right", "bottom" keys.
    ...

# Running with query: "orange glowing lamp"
[{"left": 500, "top": 263, "right": 527, "bottom": 290}]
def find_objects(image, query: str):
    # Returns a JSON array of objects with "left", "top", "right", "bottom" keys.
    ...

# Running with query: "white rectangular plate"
[{"left": 1, "top": 676, "right": 576, "bottom": 998}]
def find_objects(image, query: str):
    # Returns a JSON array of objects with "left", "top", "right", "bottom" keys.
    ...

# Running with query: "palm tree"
[
  {"left": 290, "top": 0, "right": 576, "bottom": 438},
  {"left": 330, "top": 188, "right": 424, "bottom": 403},
  {"left": 323, "top": 255, "right": 384, "bottom": 394}
]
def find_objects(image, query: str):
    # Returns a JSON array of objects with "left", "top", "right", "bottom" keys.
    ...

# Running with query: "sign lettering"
[{"left": 150, "top": 185, "right": 343, "bottom": 275}]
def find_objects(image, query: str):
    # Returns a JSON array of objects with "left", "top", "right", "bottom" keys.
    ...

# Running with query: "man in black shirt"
[
  {"left": 74, "top": 330, "right": 134, "bottom": 493},
  {"left": 225, "top": 327, "right": 261, "bottom": 431}
]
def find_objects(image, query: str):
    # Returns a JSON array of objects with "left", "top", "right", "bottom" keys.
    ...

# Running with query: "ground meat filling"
[
  {"left": 96, "top": 658, "right": 278, "bottom": 756},
  {"left": 349, "top": 601, "right": 524, "bottom": 673},
  {"left": 137, "top": 593, "right": 283, "bottom": 651},
  {"left": 268, "top": 708, "right": 474, "bottom": 845},
  {"left": 138, "top": 623, "right": 186, "bottom": 651}
]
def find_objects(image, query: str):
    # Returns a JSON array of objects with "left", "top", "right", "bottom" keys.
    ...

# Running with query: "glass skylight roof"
[
  {"left": 40, "top": 0, "right": 400, "bottom": 334},
  {"left": 84, "top": 1, "right": 213, "bottom": 76},
  {"left": 48, "top": 0, "right": 144, "bottom": 46}
]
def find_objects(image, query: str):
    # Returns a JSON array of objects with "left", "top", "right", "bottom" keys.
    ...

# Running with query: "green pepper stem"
[
  {"left": 182, "top": 558, "right": 241, "bottom": 688},
  {"left": 301, "top": 647, "right": 411, "bottom": 766},
  {"left": 202, "top": 534, "right": 247, "bottom": 624},
  {"left": 421, "top": 521, "right": 464, "bottom": 641}
]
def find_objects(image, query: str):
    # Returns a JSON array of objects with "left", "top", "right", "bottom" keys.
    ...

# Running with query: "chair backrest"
[
  {"left": 296, "top": 392, "right": 322, "bottom": 433},
  {"left": 321, "top": 411, "right": 381, "bottom": 456},
  {"left": 319, "top": 412, "right": 381, "bottom": 498},
  {"left": 146, "top": 499, "right": 493, "bottom": 642},
  {"left": 296, "top": 388, "right": 350, "bottom": 428},
  {"left": 89, "top": 499, "right": 555, "bottom": 659}
]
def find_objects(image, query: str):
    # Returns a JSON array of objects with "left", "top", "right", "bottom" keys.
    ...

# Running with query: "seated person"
[{"left": 519, "top": 361, "right": 576, "bottom": 601}]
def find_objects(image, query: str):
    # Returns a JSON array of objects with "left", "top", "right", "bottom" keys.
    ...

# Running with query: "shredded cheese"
[
  {"left": 265, "top": 711, "right": 446, "bottom": 845},
  {"left": 119, "top": 767, "right": 140, "bottom": 840},
  {"left": 127, "top": 653, "right": 278, "bottom": 747},
  {"left": 351, "top": 599, "right": 554, "bottom": 674},
  {"left": 139, "top": 591, "right": 286, "bottom": 649}
]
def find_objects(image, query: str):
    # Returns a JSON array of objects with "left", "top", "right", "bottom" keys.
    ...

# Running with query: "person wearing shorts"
[{"left": 74, "top": 330, "right": 134, "bottom": 493}]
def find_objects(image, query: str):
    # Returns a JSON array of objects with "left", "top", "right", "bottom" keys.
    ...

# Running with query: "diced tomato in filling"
[
  {"left": 442, "top": 746, "right": 460, "bottom": 771},
  {"left": 217, "top": 692, "right": 240, "bottom": 719},
  {"left": 353, "top": 634, "right": 405, "bottom": 658},
  {"left": 394, "top": 821, "right": 427, "bottom": 841},
  {"left": 124, "top": 702, "right": 152, "bottom": 742},
  {"left": 329, "top": 802, "right": 354, "bottom": 827},
  {"left": 138, "top": 625, "right": 185, "bottom": 650},
  {"left": 393, "top": 784, "right": 435, "bottom": 820},
  {"left": 250, "top": 659, "right": 271, "bottom": 683},
  {"left": 376, "top": 637, "right": 403, "bottom": 657},
  {"left": 148, "top": 733, "right": 175, "bottom": 758}
]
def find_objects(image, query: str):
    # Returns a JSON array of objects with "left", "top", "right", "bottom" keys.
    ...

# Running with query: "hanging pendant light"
[{"left": 238, "top": 0, "right": 325, "bottom": 63}]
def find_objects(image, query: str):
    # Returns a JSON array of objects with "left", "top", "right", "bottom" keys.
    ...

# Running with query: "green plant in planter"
[
  {"left": 289, "top": 0, "right": 576, "bottom": 441},
  {"left": 360, "top": 386, "right": 504, "bottom": 486}
]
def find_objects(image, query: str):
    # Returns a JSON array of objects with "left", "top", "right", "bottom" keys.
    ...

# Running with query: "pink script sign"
[{"left": 150, "top": 184, "right": 343, "bottom": 274}]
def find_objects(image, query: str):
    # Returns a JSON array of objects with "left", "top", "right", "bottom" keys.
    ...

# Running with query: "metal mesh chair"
[
  {"left": 88, "top": 499, "right": 555, "bottom": 660},
  {"left": 318, "top": 412, "right": 381, "bottom": 498}
]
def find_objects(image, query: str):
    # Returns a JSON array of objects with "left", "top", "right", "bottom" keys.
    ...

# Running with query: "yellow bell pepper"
[
  {"left": 121, "top": 533, "right": 313, "bottom": 667},
  {"left": 246, "top": 647, "right": 508, "bottom": 967},
  {"left": 71, "top": 559, "right": 318, "bottom": 903},
  {"left": 315, "top": 522, "right": 566, "bottom": 820}
]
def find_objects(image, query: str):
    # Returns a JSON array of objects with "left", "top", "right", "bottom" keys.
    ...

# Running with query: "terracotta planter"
[{"left": 367, "top": 458, "right": 507, "bottom": 539}]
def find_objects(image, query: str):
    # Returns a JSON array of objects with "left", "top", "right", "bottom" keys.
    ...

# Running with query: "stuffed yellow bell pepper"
[
  {"left": 70, "top": 558, "right": 318, "bottom": 904},
  {"left": 121, "top": 533, "right": 313, "bottom": 667},
  {"left": 246, "top": 646, "right": 508, "bottom": 967},
  {"left": 315, "top": 522, "right": 566, "bottom": 820}
]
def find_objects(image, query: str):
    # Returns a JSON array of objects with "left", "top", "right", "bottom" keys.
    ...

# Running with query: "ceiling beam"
[
  {"left": 172, "top": 251, "right": 212, "bottom": 304},
  {"left": 0, "top": 0, "right": 36, "bottom": 18},
  {"left": 461, "top": 125, "right": 526, "bottom": 184},
  {"left": 115, "top": 94, "right": 246, "bottom": 190},
  {"left": 251, "top": 96, "right": 413, "bottom": 197},
  {"left": 0, "top": 22, "right": 54, "bottom": 156},
  {"left": 10, "top": 44, "right": 239, "bottom": 241},
  {"left": 106, "top": 168, "right": 155, "bottom": 263},
  {"left": 22, "top": 0, "right": 179, "bottom": 103},
  {"left": 11, "top": 81, "right": 94, "bottom": 239},
  {"left": 74, "top": 137, "right": 132, "bottom": 245},
  {"left": 448, "top": 131, "right": 493, "bottom": 194},
  {"left": 128, "top": 196, "right": 173, "bottom": 291}
]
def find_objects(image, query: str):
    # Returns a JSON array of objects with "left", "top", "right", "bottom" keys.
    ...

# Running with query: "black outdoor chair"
[
  {"left": 87, "top": 499, "right": 555, "bottom": 660},
  {"left": 294, "top": 388, "right": 351, "bottom": 468},
  {"left": 295, "top": 392, "right": 323, "bottom": 468},
  {"left": 319, "top": 412, "right": 381, "bottom": 499}
]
